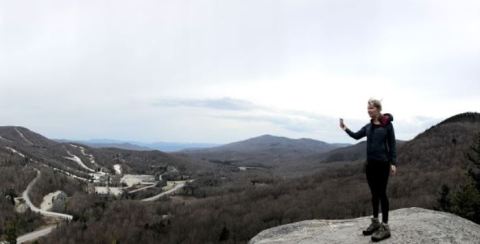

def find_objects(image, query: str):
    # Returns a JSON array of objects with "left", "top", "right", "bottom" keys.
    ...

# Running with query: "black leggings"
[{"left": 365, "top": 160, "right": 391, "bottom": 223}]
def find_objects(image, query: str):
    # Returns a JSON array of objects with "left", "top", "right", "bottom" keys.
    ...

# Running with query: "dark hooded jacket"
[{"left": 345, "top": 113, "right": 397, "bottom": 165}]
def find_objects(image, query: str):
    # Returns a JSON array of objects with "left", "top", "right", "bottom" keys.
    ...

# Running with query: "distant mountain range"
[
  {"left": 174, "top": 134, "right": 352, "bottom": 175},
  {"left": 181, "top": 134, "right": 348, "bottom": 153},
  {"left": 3, "top": 111, "right": 480, "bottom": 179},
  {"left": 54, "top": 139, "right": 219, "bottom": 152},
  {"left": 175, "top": 112, "right": 480, "bottom": 176},
  {"left": 0, "top": 127, "right": 206, "bottom": 178}
]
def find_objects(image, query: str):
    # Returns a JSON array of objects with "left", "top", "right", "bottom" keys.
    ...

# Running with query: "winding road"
[
  {"left": 128, "top": 183, "right": 157, "bottom": 194},
  {"left": 17, "top": 225, "right": 57, "bottom": 244},
  {"left": 22, "top": 169, "right": 73, "bottom": 220},
  {"left": 141, "top": 180, "right": 193, "bottom": 202},
  {"left": 17, "top": 169, "right": 73, "bottom": 243}
]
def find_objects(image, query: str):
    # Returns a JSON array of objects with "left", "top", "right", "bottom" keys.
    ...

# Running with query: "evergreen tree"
[
  {"left": 4, "top": 221, "right": 17, "bottom": 244},
  {"left": 448, "top": 133, "right": 480, "bottom": 223},
  {"left": 218, "top": 225, "right": 230, "bottom": 241},
  {"left": 466, "top": 134, "right": 480, "bottom": 192},
  {"left": 435, "top": 184, "right": 451, "bottom": 211},
  {"left": 450, "top": 177, "right": 480, "bottom": 223}
]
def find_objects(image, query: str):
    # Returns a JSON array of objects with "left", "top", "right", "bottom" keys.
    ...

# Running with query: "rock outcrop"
[
  {"left": 40, "top": 190, "right": 67, "bottom": 212},
  {"left": 249, "top": 207, "right": 480, "bottom": 244}
]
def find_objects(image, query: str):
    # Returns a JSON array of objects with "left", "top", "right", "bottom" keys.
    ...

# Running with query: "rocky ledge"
[{"left": 249, "top": 207, "right": 480, "bottom": 244}]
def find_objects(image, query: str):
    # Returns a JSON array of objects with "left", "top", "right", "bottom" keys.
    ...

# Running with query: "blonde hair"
[{"left": 368, "top": 98, "right": 382, "bottom": 112}]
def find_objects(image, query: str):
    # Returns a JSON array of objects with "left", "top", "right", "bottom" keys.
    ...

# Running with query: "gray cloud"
[
  {"left": 213, "top": 114, "right": 316, "bottom": 133},
  {"left": 152, "top": 97, "right": 260, "bottom": 111},
  {"left": 150, "top": 97, "right": 326, "bottom": 137},
  {"left": 152, "top": 97, "right": 331, "bottom": 133}
]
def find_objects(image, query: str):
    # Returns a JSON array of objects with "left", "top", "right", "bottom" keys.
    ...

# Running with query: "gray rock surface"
[{"left": 249, "top": 207, "right": 480, "bottom": 244}]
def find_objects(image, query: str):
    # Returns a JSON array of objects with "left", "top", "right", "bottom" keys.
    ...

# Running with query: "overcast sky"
[{"left": 1, "top": 0, "right": 479, "bottom": 144}]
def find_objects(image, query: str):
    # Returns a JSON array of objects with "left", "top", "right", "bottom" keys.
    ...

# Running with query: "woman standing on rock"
[{"left": 339, "top": 98, "right": 397, "bottom": 242}]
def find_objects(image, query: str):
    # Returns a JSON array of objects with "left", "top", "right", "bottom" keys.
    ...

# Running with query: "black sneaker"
[
  {"left": 371, "top": 222, "right": 391, "bottom": 242},
  {"left": 362, "top": 217, "right": 380, "bottom": 235}
]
